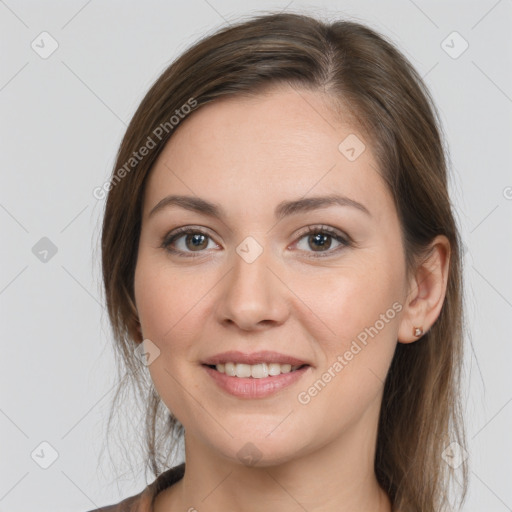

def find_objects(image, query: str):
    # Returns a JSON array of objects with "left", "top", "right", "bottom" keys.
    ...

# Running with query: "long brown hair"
[{"left": 100, "top": 11, "right": 468, "bottom": 511}]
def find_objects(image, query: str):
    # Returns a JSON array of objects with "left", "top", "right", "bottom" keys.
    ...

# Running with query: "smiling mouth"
[{"left": 204, "top": 362, "right": 309, "bottom": 378}]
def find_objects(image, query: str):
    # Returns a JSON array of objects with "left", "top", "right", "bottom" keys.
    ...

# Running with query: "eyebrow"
[{"left": 148, "top": 193, "right": 371, "bottom": 220}]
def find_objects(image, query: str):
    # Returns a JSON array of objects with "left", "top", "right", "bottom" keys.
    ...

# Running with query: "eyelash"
[{"left": 160, "top": 225, "right": 352, "bottom": 259}]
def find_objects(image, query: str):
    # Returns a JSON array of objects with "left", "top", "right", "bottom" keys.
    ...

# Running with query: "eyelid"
[{"left": 292, "top": 224, "right": 351, "bottom": 244}]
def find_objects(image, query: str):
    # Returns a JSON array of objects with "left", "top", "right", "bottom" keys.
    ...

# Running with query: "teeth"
[{"left": 215, "top": 362, "right": 301, "bottom": 378}]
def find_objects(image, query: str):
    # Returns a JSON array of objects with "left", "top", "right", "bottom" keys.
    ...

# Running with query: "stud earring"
[{"left": 413, "top": 327, "right": 424, "bottom": 337}]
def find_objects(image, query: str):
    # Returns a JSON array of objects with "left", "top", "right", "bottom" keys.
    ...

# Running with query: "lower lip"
[{"left": 203, "top": 365, "right": 311, "bottom": 399}]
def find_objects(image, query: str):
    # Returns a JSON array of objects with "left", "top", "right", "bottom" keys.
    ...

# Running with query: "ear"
[
  {"left": 127, "top": 296, "right": 144, "bottom": 343},
  {"left": 127, "top": 312, "right": 144, "bottom": 343},
  {"left": 134, "top": 317, "right": 143, "bottom": 343},
  {"left": 397, "top": 235, "right": 451, "bottom": 344}
]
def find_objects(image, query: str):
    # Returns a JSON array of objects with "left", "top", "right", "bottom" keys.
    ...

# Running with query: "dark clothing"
[{"left": 85, "top": 463, "right": 185, "bottom": 512}]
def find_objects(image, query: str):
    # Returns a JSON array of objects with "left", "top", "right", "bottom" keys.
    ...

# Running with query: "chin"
[{"left": 200, "top": 427, "right": 310, "bottom": 468}]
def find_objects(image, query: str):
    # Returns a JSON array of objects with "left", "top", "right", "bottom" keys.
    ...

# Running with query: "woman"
[{"left": 92, "top": 11, "right": 468, "bottom": 512}]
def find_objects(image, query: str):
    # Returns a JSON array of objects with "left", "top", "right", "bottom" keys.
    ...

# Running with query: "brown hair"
[{"left": 100, "top": 11, "right": 468, "bottom": 511}]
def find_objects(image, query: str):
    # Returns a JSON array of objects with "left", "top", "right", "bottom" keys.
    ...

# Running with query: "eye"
[
  {"left": 161, "top": 224, "right": 352, "bottom": 259},
  {"left": 161, "top": 227, "right": 219, "bottom": 257},
  {"left": 293, "top": 225, "right": 351, "bottom": 257}
]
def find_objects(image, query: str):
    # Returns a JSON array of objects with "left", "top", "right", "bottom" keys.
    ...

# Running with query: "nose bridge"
[
  {"left": 232, "top": 235, "right": 270, "bottom": 290},
  {"left": 217, "top": 235, "right": 288, "bottom": 330}
]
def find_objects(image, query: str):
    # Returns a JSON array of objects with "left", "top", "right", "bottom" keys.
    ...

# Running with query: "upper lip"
[{"left": 202, "top": 350, "right": 311, "bottom": 367}]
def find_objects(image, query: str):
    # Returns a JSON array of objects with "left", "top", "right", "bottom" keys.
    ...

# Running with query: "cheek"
[
  {"left": 291, "top": 255, "right": 404, "bottom": 411},
  {"left": 289, "top": 266, "right": 402, "bottom": 438},
  {"left": 297, "top": 259, "right": 402, "bottom": 346},
  {"left": 134, "top": 254, "right": 206, "bottom": 416},
  {"left": 134, "top": 251, "right": 204, "bottom": 342}
]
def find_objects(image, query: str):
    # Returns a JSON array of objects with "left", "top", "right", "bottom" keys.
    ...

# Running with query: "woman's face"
[{"left": 134, "top": 85, "right": 410, "bottom": 466}]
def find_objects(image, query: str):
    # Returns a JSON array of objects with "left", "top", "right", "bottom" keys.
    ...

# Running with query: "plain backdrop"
[{"left": 1, "top": 1, "right": 511, "bottom": 511}]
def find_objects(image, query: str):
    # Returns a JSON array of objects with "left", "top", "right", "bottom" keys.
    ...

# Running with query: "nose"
[{"left": 216, "top": 242, "right": 290, "bottom": 332}]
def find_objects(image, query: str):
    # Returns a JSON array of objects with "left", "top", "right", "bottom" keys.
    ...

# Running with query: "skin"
[{"left": 133, "top": 83, "right": 450, "bottom": 512}]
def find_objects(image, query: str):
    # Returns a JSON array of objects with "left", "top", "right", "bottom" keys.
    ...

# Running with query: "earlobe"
[
  {"left": 413, "top": 326, "right": 424, "bottom": 337},
  {"left": 134, "top": 318, "right": 143, "bottom": 342},
  {"left": 128, "top": 298, "right": 144, "bottom": 343},
  {"left": 397, "top": 235, "right": 451, "bottom": 344},
  {"left": 127, "top": 313, "right": 144, "bottom": 343}
]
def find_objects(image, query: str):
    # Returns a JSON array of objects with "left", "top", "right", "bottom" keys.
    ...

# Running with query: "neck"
[{"left": 162, "top": 408, "right": 392, "bottom": 512}]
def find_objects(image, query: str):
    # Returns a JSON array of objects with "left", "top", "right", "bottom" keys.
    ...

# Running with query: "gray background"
[{"left": 1, "top": 1, "right": 511, "bottom": 511}]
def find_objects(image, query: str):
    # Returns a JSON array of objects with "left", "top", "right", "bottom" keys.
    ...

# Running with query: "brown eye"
[
  {"left": 162, "top": 228, "right": 218, "bottom": 256},
  {"left": 307, "top": 232, "right": 333, "bottom": 251},
  {"left": 294, "top": 226, "right": 351, "bottom": 257},
  {"left": 183, "top": 233, "right": 209, "bottom": 251}
]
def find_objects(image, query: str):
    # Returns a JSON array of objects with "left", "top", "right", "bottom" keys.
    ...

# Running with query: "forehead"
[{"left": 143, "top": 86, "right": 390, "bottom": 218}]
